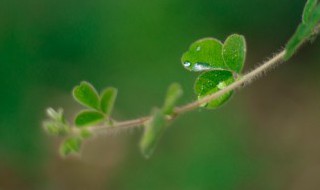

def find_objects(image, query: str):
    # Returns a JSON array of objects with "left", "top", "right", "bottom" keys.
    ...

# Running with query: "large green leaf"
[
  {"left": 194, "top": 70, "right": 235, "bottom": 109},
  {"left": 162, "top": 83, "right": 183, "bottom": 115},
  {"left": 60, "top": 137, "right": 82, "bottom": 157},
  {"left": 139, "top": 109, "right": 166, "bottom": 159},
  {"left": 73, "top": 81, "right": 100, "bottom": 110},
  {"left": 100, "top": 87, "right": 117, "bottom": 116},
  {"left": 222, "top": 34, "right": 246, "bottom": 73},
  {"left": 181, "top": 38, "right": 227, "bottom": 72},
  {"left": 75, "top": 110, "right": 105, "bottom": 127}
]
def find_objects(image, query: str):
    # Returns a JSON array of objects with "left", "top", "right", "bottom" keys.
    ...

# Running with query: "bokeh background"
[{"left": 1, "top": 0, "right": 320, "bottom": 189}]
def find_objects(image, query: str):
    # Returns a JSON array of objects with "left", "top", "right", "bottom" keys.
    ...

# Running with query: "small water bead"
[
  {"left": 183, "top": 62, "right": 191, "bottom": 67},
  {"left": 181, "top": 38, "right": 227, "bottom": 72},
  {"left": 217, "top": 81, "right": 227, "bottom": 89},
  {"left": 193, "top": 63, "right": 213, "bottom": 72}
]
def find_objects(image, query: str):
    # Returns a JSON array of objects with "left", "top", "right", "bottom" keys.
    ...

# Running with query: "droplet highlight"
[
  {"left": 193, "top": 63, "right": 212, "bottom": 72},
  {"left": 183, "top": 62, "right": 191, "bottom": 67}
]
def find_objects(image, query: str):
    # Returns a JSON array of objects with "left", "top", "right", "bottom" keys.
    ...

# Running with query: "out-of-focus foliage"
[{"left": 1, "top": 0, "right": 320, "bottom": 189}]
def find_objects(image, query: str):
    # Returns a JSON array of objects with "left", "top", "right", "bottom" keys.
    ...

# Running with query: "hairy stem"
[
  {"left": 83, "top": 50, "right": 287, "bottom": 135},
  {"left": 81, "top": 20, "right": 320, "bottom": 135}
]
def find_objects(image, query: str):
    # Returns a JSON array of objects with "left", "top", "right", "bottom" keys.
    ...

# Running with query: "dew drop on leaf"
[
  {"left": 181, "top": 38, "right": 228, "bottom": 72},
  {"left": 183, "top": 62, "right": 191, "bottom": 67}
]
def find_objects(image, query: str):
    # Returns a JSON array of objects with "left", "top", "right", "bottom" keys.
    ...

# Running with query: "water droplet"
[
  {"left": 196, "top": 46, "right": 201, "bottom": 51},
  {"left": 217, "top": 81, "right": 227, "bottom": 89},
  {"left": 193, "top": 63, "right": 212, "bottom": 71},
  {"left": 183, "top": 62, "right": 191, "bottom": 67}
]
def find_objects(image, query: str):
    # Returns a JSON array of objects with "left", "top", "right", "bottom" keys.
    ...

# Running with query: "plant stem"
[{"left": 84, "top": 50, "right": 286, "bottom": 135}]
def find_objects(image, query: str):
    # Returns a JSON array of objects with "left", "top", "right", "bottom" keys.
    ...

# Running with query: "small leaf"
[
  {"left": 60, "top": 137, "right": 82, "bottom": 157},
  {"left": 46, "top": 108, "right": 65, "bottom": 123},
  {"left": 303, "top": 0, "right": 318, "bottom": 23},
  {"left": 139, "top": 109, "right": 166, "bottom": 159},
  {"left": 73, "top": 81, "right": 100, "bottom": 110},
  {"left": 80, "top": 129, "right": 93, "bottom": 139},
  {"left": 75, "top": 110, "right": 105, "bottom": 127},
  {"left": 307, "top": 4, "right": 320, "bottom": 28},
  {"left": 181, "top": 38, "right": 227, "bottom": 72},
  {"left": 100, "top": 87, "right": 117, "bottom": 115},
  {"left": 285, "top": 23, "right": 313, "bottom": 60},
  {"left": 43, "top": 121, "right": 69, "bottom": 136},
  {"left": 162, "top": 83, "right": 183, "bottom": 115},
  {"left": 285, "top": 4, "right": 320, "bottom": 60},
  {"left": 222, "top": 34, "right": 246, "bottom": 73},
  {"left": 194, "top": 70, "right": 235, "bottom": 109}
]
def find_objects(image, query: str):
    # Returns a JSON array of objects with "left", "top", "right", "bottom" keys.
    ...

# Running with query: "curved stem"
[
  {"left": 85, "top": 50, "right": 286, "bottom": 134},
  {"left": 89, "top": 116, "right": 150, "bottom": 132}
]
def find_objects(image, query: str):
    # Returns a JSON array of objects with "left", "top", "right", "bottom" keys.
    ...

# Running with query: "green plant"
[{"left": 43, "top": 0, "right": 320, "bottom": 158}]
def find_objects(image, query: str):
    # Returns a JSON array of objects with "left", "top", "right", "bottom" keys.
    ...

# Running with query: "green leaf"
[
  {"left": 43, "top": 108, "right": 69, "bottom": 136},
  {"left": 162, "top": 83, "right": 183, "bottom": 115},
  {"left": 60, "top": 137, "right": 82, "bottom": 157},
  {"left": 181, "top": 38, "right": 227, "bottom": 72},
  {"left": 75, "top": 110, "right": 105, "bottom": 127},
  {"left": 73, "top": 81, "right": 100, "bottom": 110},
  {"left": 222, "top": 34, "right": 246, "bottom": 73},
  {"left": 100, "top": 87, "right": 117, "bottom": 115},
  {"left": 43, "top": 121, "right": 69, "bottom": 136},
  {"left": 80, "top": 129, "right": 92, "bottom": 139},
  {"left": 285, "top": 23, "right": 312, "bottom": 60},
  {"left": 194, "top": 70, "right": 235, "bottom": 109},
  {"left": 46, "top": 108, "right": 65, "bottom": 123},
  {"left": 139, "top": 109, "right": 166, "bottom": 159},
  {"left": 303, "top": 0, "right": 318, "bottom": 23},
  {"left": 307, "top": 4, "right": 320, "bottom": 28},
  {"left": 285, "top": 3, "right": 320, "bottom": 60}
]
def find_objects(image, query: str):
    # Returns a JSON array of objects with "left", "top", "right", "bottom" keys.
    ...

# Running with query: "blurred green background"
[{"left": 1, "top": 0, "right": 320, "bottom": 189}]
